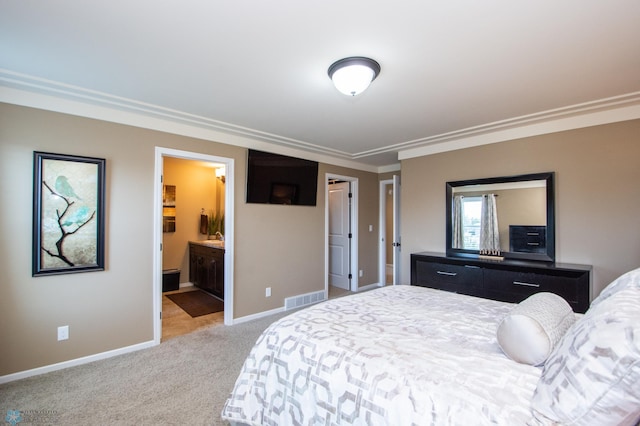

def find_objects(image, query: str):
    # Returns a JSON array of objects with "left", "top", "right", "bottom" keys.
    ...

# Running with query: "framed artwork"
[
  {"left": 33, "top": 152, "right": 106, "bottom": 276},
  {"left": 162, "top": 184, "right": 176, "bottom": 233}
]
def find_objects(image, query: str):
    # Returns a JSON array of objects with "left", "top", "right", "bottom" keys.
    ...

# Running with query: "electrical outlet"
[
  {"left": 265, "top": 287, "right": 271, "bottom": 297},
  {"left": 57, "top": 325, "right": 69, "bottom": 341},
  {"left": 359, "top": 270, "right": 363, "bottom": 277}
]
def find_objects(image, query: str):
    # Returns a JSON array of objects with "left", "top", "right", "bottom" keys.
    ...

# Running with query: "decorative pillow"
[
  {"left": 590, "top": 266, "right": 640, "bottom": 309},
  {"left": 497, "top": 292, "right": 576, "bottom": 366},
  {"left": 530, "top": 271, "right": 640, "bottom": 426}
]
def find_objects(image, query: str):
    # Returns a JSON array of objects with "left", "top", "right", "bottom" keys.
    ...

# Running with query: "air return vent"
[{"left": 284, "top": 290, "right": 325, "bottom": 311}]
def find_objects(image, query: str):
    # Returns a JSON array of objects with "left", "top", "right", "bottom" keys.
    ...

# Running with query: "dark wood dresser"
[{"left": 411, "top": 252, "right": 591, "bottom": 313}]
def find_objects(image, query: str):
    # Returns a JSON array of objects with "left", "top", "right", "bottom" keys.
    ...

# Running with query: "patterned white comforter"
[{"left": 221, "top": 285, "right": 542, "bottom": 425}]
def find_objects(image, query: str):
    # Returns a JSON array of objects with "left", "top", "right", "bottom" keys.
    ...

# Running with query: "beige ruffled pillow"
[{"left": 497, "top": 292, "right": 575, "bottom": 366}]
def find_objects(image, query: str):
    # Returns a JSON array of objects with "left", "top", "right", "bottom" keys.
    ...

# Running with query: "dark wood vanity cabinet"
[
  {"left": 411, "top": 252, "right": 591, "bottom": 313},
  {"left": 189, "top": 243, "right": 224, "bottom": 299}
]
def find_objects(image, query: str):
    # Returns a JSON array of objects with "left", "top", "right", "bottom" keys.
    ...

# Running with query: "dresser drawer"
[
  {"left": 509, "top": 225, "right": 546, "bottom": 254},
  {"left": 414, "top": 261, "right": 482, "bottom": 295},
  {"left": 484, "top": 269, "right": 580, "bottom": 306}
]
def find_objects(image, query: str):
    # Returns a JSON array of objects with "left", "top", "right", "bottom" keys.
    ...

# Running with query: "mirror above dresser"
[
  {"left": 411, "top": 171, "right": 593, "bottom": 312},
  {"left": 446, "top": 172, "right": 555, "bottom": 262}
]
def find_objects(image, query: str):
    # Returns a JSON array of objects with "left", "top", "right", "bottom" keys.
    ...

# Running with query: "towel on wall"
[{"left": 200, "top": 214, "right": 208, "bottom": 234}]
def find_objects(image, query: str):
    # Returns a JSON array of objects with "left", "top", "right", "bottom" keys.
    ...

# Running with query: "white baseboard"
[
  {"left": 357, "top": 282, "right": 383, "bottom": 291},
  {"left": 230, "top": 306, "right": 284, "bottom": 325},
  {"left": 0, "top": 340, "right": 156, "bottom": 385}
]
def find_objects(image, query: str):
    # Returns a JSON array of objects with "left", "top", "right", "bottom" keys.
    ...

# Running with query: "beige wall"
[
  {"left": 0, "top": 103, "right": 380, "bottom": 377},
  {"left": 3, "top": 100, "right": 637, "bottom": 379},
  {"left": 401, "top": 119, "right": 640, "bottom": 298}
]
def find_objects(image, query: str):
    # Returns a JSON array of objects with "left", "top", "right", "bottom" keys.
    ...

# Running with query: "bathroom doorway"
[{"left": 153, "top": 147, "right": 235, "bottom": 345}]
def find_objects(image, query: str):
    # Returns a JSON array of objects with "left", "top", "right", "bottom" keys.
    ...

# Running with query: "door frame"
[
  {"left": 325, "top": 173, "right": 358, "bottom": 295},
  {"left": 391, "top": 174, "right": 401, "bottom": 285},
  {"left": 153, "top": 147, "right": 235, "bottom": 344},
  {"left": 379, "top": 176, "right": 400, "bottom": 285},
  {"left": 327, "top": 180, "right": 351, "bottom": 290}
]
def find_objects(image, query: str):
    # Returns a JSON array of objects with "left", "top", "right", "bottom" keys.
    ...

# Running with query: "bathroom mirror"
[{"left": 445, "top": 172, "right": 555, "bottom": 262}]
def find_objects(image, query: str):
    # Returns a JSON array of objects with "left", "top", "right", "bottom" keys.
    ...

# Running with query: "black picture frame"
[{"left": 33, "top": 152, "right": 106, "bottom": 276}]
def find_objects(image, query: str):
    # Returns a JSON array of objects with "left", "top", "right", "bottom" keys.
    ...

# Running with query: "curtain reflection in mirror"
[
  {"left": 452, "top": 195, "right": 464, "bottom": 249},
  {"left": 479, "top": 194, "right": 500, "bottom": 255}
]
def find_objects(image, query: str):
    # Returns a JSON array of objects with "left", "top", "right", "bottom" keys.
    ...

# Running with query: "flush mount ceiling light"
[{"left": 328, "top": 57, "right": 381, "bottom": 96}]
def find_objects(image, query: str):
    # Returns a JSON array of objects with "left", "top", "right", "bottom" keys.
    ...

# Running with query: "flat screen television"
[{"left": 246, "top": 149, "right": 319, "bottom": 206}]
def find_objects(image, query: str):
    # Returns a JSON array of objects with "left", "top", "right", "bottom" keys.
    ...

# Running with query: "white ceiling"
[{"left": 2, "top": 1, "right": 639, "bottom": 171}]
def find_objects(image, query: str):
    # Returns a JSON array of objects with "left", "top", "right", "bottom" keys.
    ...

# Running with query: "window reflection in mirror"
[{"left": 456, "top": 196, "right": 481, "bottom": 250}]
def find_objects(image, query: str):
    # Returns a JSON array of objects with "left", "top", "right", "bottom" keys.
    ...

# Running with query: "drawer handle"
[
  {"left": 527, "top": 232, "right": 540, "bottom": 236},
  {"left": 513, "top": 281, "right": 540, "bottom": 288},
  {"left": 437, "top": 271, "right": 457, "bottom": 276},
  {"left": 527, "top": 242, "right": 540, "bottom": 246}
]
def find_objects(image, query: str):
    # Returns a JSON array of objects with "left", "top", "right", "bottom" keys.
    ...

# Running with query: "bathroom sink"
[{"left": 198, "top": 240, "right": 225, "bottom": 248}]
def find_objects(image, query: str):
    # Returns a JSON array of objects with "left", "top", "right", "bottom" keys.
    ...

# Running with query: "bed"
[{"left": 221, "top": 269, "right": 640, "bottom": 426}]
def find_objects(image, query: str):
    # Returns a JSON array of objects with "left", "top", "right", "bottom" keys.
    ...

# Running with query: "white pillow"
[
  {"left": 590, "top": 266, "right": 640, "bottom": 308},
  {"left": 530, "top": 271, "right": 640, "bottom": 426},
  {"left": 497, "top": 292, "right": 576, "bottom": 366}
]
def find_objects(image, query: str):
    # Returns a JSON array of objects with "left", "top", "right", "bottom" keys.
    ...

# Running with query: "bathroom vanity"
[{"left": 189, "top": 241, "right": 224, "bottom": 300}]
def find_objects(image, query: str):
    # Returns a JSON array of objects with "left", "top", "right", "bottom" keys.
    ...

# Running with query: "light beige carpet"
[{"left": 0, "top": 310, "right": 291, "bottom": 425}]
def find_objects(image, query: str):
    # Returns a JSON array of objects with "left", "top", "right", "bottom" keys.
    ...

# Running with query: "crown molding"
[
  {"left": 2, "top": 70, "right": 639, "bottom": 171},
  {"left": 397, "top": 92, "right": 640, "bottom": 160},
  {"left": 0, "top": 70, "right": 381, "bottom": 173}
]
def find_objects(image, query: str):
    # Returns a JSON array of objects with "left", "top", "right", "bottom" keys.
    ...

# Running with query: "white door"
[
  {"left": 329, "top": 181, "right": 350, "bottom": 289},
  {"left": 392, "top": 175, "right": 401, "bottom": 285}
]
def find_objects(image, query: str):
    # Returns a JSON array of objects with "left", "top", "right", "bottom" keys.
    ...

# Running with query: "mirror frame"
[{"left": 445, "top": 172, "right": 555, "bottom": 262}]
